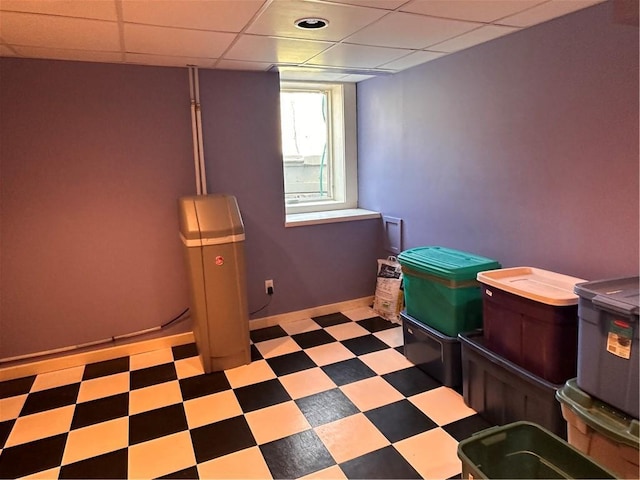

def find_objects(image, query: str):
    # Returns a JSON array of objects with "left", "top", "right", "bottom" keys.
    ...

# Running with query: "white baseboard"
[
  {"left": 0, "top": 333, "right": 194, "bottom": 382},
  {"left": 0, "top": 296, "right": 375, "bottom": 381},
  {"left": 248, "top": 296, "right": 375, "bottom": 330}
]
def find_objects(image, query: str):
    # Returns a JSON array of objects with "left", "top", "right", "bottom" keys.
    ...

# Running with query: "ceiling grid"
[{"left": 0, "top": 0, "right": 605, "bottom": 82}]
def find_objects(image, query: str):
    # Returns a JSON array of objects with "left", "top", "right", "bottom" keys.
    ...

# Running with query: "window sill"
[{"left": 285, "top": 208, "right": 381, "bottom": 227}]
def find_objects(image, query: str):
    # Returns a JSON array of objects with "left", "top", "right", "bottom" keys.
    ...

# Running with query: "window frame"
[{"left": 280, "top": 81, "right": 358, "bottom": 215}]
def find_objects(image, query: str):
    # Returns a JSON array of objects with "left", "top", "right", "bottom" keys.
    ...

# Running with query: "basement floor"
[{"left": 0, "top": 307, "right": 493, "bottom": 479}]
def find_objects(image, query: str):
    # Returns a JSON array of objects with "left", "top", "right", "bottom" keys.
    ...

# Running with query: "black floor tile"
[
  {"left": 0, "top": 433, "right": 67, "bottom": 478},
  {"left": 0, "top": 375, "right": 36, "bottom": 399},
  {"left": 321, "top": 358, "right": 376, "bottom": 386},
  {"left": 250, "top": 325, "right": 288, "bottom": 343},
  {"left": 260, "top": 429, "right": 335, "bottom": 479},
  {"left": 442, "top": 413, "right": 493, "bottom": 442},
  {"left": 448, "top": 473, "right": 462, "bottom": 479},
  {"left": 130, "top": 363, "right": 177, "bottom": 390},
  {"left": 341, "top": 335, "right": 390, "bottom": 356},
  {"left": 382, "top": 366, "right": 441, "bottom": 397},
  {"left": 59, "top": 448, "right": 128, "bottom": 479},
  {"left": 20, "top": 383, "right": 80, "bottom": 416},
  {"left": 266, "top": 351, "right": 316, "bottom": 376},
  {"left": 0, "top": 419, "right": 14, "bottom": 449},
  {"left": 312, "top": 312, "right": 351, "bottom": 328},
  {"left": 82, "top": 357, "right": 129, "bottom": 381},
  {"left": 158, "top": 465, "right": 200, "bottom": 479},
  {"left": 250, "top": 344, "right": 263, "bottom": 362},
  {"left": 172, "top": 343, "right": 199, "bottom": 361},
  {"left": 339, "top": 445, "right": 421, "bottom": 479},
  {"left": 71, "top": 392, "right": 129, "bottom": 430},
  {"left": 180, "top": 372, "right": 231, "bottom": 401},
  {"left": 129, "top": 404, "right": 188, "bottom": 445},
  {"left": 233, "top": 379, "right": 291, "bottom": 413},
  {"left": 190, "top": 416, "right": 256, "bottom": 463},
  {"left": 291, "top": 330, "right": 335, "bottom": 349},
  {"left": 365, "top": 400, "right": 437, "bottom": 443},
  {"left": 357, "top": 317, "right": 397, "bottom": 333},
  {"left": 295, "top": 388, "right": 359, "bottom": 427}
]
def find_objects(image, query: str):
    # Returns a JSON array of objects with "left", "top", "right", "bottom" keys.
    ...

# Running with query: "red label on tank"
[
  {"left": 614, "top": 320, "right": 630, "bottom": 329},
  {"left": 215, "top": 256, "right": 224, "bottom": 266}
]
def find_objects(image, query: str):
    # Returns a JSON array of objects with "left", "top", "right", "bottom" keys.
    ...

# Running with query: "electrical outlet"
[{"left": 265, "top": 279, "right": 274, "bottom": 295}]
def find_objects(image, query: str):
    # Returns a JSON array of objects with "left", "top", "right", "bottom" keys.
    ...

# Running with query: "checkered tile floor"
[{"left": 0, "top": 307, "right": 493, "bottom": 479}]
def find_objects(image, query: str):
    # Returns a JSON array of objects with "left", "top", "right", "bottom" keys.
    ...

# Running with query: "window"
[{"left": 280, "top": 82, "right": 358, "bottom": 215}]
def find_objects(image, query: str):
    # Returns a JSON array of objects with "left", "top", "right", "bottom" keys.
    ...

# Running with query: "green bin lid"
[
  {"left": 397, "top": 246, "right": 501, "bottom": 281},
  {"left": 556, "top": 378, "right": 639, "bottom": 448}
]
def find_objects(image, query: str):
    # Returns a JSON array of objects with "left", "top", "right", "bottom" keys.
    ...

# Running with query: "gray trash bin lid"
[{"left": 178, "top": 194, "right": 245, "bottom": 247}]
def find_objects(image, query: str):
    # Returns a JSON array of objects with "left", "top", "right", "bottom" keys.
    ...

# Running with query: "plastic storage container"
[
  {"left": 574, "top": 276, "right": 639, "bottom": 419},
  {"left": 457, "top": 421, "right": 615, "bottom": 479},
  {"left": 477, "top": 267, "right": 586, "bottom": 384},
  {"left": 178, "top": 194, "right": 251, "bottom": 374},
  {"left": 397, "top": 246, "right": 501, "bottom": 337},
  {"left": 401, "top": 311, "right": 461, "bottom": 387},
  {"left": 556, "top": 378, "right": 639, "bottom": 479},
  {"left": 459, "top": 331, "right": 566, "bottom": 438}
]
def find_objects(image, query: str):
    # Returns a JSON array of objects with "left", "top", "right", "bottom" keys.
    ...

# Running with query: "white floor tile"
[{"left": 409, "top": 386, "right": 476, "bottom": 425}]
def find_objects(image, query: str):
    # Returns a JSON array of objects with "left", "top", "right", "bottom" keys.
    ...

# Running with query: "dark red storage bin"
[{"left": 478, "top": 267, "right": 586, "bottom": 385}]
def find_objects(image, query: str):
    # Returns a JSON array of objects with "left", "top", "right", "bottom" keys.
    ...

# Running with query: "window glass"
[
  {"left": 280, "top": 82, "right": 358, "bottom": 216},
  {"left": 280, "top": 89, "right": 331, "bottom": 203}
]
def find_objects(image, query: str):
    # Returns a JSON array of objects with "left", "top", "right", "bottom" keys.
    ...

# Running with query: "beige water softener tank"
[{"left": 178, "top": 194, "right": 250, "bottom": 373}]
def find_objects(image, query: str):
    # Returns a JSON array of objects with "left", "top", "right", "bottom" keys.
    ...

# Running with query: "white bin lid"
[{"left": 477, "top": 267, "right": 587, "bottom": 306}]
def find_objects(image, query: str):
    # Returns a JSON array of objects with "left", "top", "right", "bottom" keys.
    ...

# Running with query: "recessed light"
[{"left": 294, "top": 17, "right": 329, "bottom": 30}]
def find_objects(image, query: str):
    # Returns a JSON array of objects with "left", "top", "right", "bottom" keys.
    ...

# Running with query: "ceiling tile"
[
  {"left": 339, "top": 73, "right": 377, "bottom": 82},
  {"left": 0, "top": 0, "right": 118, "bottom": 21},
  {"left": 377, "top": 50, "right": 446, "bottom": 70},
  {"left": 215, "top": 59, "right": 273, "bottom": 71},
  {"left": 121, "top": 0, "right": 264, "bottom": 32},
  {"left": 246, "top": 0, "right": 388, "bottom": 42},
  {"left": 323, "top": 0, "right": 410, "bottom": 10},
  {"left": 344, "top": 11, "right": 479, "bottom": 49},
  {"left": 124, "top": 24, "right": 236, "bottom": 58},
  {"left": 429, "top": 24, "right": 519, "bottom": 53},
  {"left": 306, "top": 43, "right": 410, "bottom": 68},
  {"left": 224, "top": 35, "right": 333, "bottom": 64},
  {"left": 0, "top": 44, "right": 18, "bottom": 56},
  {"left": 400, "top": 0, "right": 546, "bottom": 23},
  {"left": 13, "top": 46, "right": 123, "bottom": 63},
  {"left": 0, "top": 12, "right": 120, "bottom": 51},
  {"left": 278, "top": 67, "right": 352, "bottom": 82},
  {"left": 497, "top": 0, "right": 605, "bottom": 27},
  {"left": 125, "top": 53, "right": 216, "bottom": 68}
]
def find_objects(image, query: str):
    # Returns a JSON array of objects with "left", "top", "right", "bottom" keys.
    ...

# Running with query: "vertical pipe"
[
  {"left": 193, "top": 69, "right": 208, "bottom": 195},
  {"left": 188, "top": 67, "right": 203, "bottom": 195}
]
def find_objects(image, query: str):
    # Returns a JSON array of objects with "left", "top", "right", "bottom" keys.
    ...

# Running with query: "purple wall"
[
  {"left": 197, "top": 70, "right": 382, "bottom": 316},
  {"left": 1, "top": 59, "right": 195, "bottom": 358},
  {"left": 0, "top": 60, "right": 381, "bottom": 359},
  {"left": 358, "top": 3, "right": 639, "bottom": 281}
]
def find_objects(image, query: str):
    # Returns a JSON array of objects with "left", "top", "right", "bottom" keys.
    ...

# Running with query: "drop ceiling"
[{"left": 0, "top": 0, "right": 605, "bottom": 82}]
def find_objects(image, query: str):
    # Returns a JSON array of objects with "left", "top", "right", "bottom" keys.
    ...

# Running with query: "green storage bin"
[
  {"left": 397, "top": 246, "right": 500, "bottom": 336},
  {"left": 457, "top": 421, "right": 615, "bottom": 479}
]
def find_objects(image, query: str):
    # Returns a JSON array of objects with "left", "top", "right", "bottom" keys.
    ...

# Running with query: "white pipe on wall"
[
  {"left": 194, "top": 69, "right": 208, "bottom": 195},
  {"left": 1, "top": 326, "right": 161, "bottom": 364},
  {"left": 189, "top": 67, "right": 202, "bottom": 195},
  {"left": 188, "top": 66, "right": 208, "bottom": 195}
]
